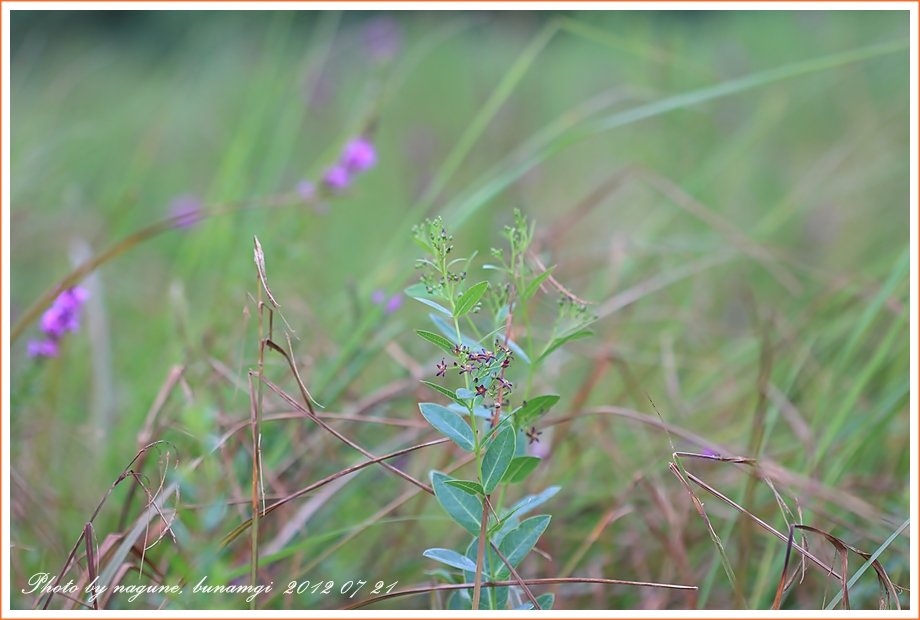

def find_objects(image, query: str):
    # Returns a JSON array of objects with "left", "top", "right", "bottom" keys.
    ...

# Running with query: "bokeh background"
[{"left": 9, "top": 10, "right": 910, "bottom": 610}]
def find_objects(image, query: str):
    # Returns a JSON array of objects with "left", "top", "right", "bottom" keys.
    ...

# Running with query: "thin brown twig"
[
  {"left": 261, "top": 377, "right": 432, "bottom": 494},
  {"left": 526, "top": 251, "right": 592, "bottom": 306},
  {"left": 218, "top": 438, "right": 449, "bottom": 550}
]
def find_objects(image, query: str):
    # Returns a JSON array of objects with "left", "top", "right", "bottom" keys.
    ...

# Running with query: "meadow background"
[{"left": 9, "top": 9, "right": 911, "bottom": 610}]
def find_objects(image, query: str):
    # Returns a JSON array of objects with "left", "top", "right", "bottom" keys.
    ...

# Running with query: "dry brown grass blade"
[
  {"left": 526, "top": 251, "right": 592, "bottom": 306},
  {"left": 639, "top": 168, "right": 802, "bottom": 295},
  {"left": 771, "top": 526, "right": 796, "bottom": 609},
  {"left": 83, "top": 524, "right": 98, "bottom": 610},
  {"left": 540, "top": 168, "right": 634, "bottom": 251},
  {"left": 343, "top": 576, "right": 698, "bottom": 610},
  {"left": 559, "top": 503, "right": 634, "bottom": 580},
  {"left": 783, "top": 524, "right": 902, "bottom": 610},
  {"left": 39, "top": 442, "right": 178, "bottom": 609},
  {"left": 265, "top": 337, "right": 322, "bottom": 411},
  {"left": 685, "top": 472, "right": 842, "bottom": 581},
  {"left": 10, "top": 191, "right": 305, "bottom": 345},
  {"left": 35, "top": 440, "right": 178, "bottom": 609},
  {"left": 596, "top": 252, "right": 738, "bottom": 319},
  {"left": 252, "top": 235, "right": 295, "bottom": 336},
  {"left": 119, "top": 366, "right": 186, "bottom": 532},
  {"left": 668, "top": 463, "right": 747, "bottom": 608},
  {"left": 261, "top": 376, "right": 432, "bottom": 494},
  {"left": 254, "top": 453, "right": 477, "bottom": 607},
  {"left": 218, "top": 438, "right": 449, "bottom": 550},
  {"left": 560, "top": 406, "right": 900, "bottom": 529}
]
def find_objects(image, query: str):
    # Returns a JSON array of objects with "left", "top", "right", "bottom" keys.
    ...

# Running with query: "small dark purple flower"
[
  {"left": 371, "top": 289, "right": 386, "bottom": 305},
  {"left": 436, "top": 359, "right": 447, "bottom": 377},
  {"left": 28, "top": 339, "right": 60, "bottom": 359},
  {"left": 168, "top": 194, "right": 202, "bottom": 229},
  {"left": 526, "top": 426, "right": 543, "bottom": 445},
  {"left": 384, "top": 294, "right": 402, "bottom": 314},
  {"left": 475, "top": 383, "right": 487, "bottom": 397},
  {"left": 296, "top": 180, "right": 316, "bottom": 202},
  {"left": 341, "top": 137, "right": 377, "bottom": 173},
  {"left": 323, "top": 164, "right": 350, "bottom": 191}
]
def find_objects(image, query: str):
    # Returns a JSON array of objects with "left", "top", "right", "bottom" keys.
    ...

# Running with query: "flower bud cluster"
[{"left": 434, "top": 338, "right": 515, "bottom": 410}]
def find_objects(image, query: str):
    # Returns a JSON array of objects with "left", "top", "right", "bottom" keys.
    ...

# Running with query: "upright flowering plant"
[{"left": 406, "top": 212, "right": 595, "bottom": 610}]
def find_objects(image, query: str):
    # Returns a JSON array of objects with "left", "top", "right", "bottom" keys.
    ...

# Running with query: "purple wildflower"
[
  {"left": 168, "top": 194, "right": 202, "bottom": 229},
  {"left": 323, "top": 164, "right": 350, "bottom": 191},
  {"left": 30, "top": 287, "right": 90, "bottom": 359},
  {"left": 371, "top": 289, "right": 386, "bottom": 305},
  {"left": 40, "top": 287, "right": 89, "bottom": 338},
  {"left": 384, "top": 294, "right": 403, "bottom": 314},
  {"left": 28, "top": 339, "right": 60, "bottom": 359},
  {"left": 296, "top": 180, "right": 316, "bottom": 202},
  {"left": 341, "top": 137, "right": 377, "bottom": 173}
]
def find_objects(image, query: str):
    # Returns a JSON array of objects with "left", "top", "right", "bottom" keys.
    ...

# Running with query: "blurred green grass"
[{"left": 10, "top": 10, "right": 910, "bottom": 610}]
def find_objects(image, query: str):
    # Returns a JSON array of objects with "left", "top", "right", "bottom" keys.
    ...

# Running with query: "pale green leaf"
[{"left": 419, "top": 403, "right": 475, "bottom": 452}]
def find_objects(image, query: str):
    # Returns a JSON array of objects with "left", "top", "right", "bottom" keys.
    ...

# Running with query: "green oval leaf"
[
  {"left": 455, "top": 281, "right": 489, "bottom": 317},
  {"left": 420, "top": 403, "right": 476, "bottom": 452},
  {"left": 444, "top": 479, "right": 484, "bottom": 496},
  {"left": 495, "top": 514, "right": 551, "bottom": 580},
  {"left": 512, "top": 395, "right": 560, "bottom": 429},
  {"left": 416, "top": 329, "right": 457, "bottom": 354},
  {"left": 481, "top": 425, "right": 516, "bottom": 494},
  {"left": 423, "top": 548, "right": 478, "bottom": 572},
  {"left": 508, "top": 486, "right": 561, "bottom": 519},
  {"left": 431, "top": 471, "right": 482, "bottom": 536},
  {"left": 420, "top": 380, "right": 465, "bottom": 406},
  {"left": 500, "top": 456, "right": 542, "bottom": 484}
]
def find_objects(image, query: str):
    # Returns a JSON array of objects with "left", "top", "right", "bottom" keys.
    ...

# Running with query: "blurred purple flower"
[
  {"left": 363, "top": 17, "right": 402, "bottom": 63},
  {"left": 371, "top": 289, "right": 386, "bottom": 305},
  {"left": 341, "top": 137, "right": 377, "bottom": 173},
  {"left": 169, "top": 194, "right": 203, "bottom": 229},
  {"left": 28, "top": 339, "right": 60, "bottom": 359},
  {"left": 385, "top": 294, "right": 403, "bottom": 314},
  {"left": 323, "top": 165, "right": 351, "bottom": 191},
  {"left": 31, "top": 287, "right": 90, "bottom": 359},
  {"left": 296, "top": 180, "right": 316, "bottom": 201},
  {"left": 40, "top": 287, "right": 89, "bottom": 338}
]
